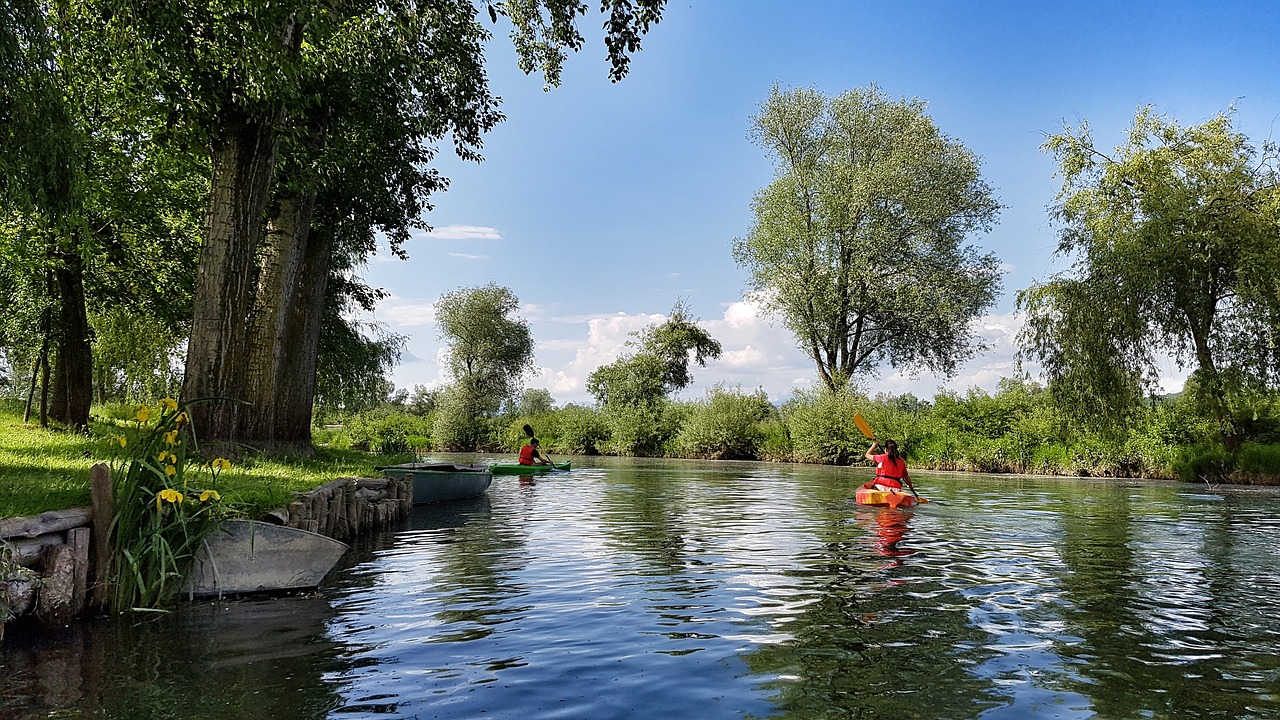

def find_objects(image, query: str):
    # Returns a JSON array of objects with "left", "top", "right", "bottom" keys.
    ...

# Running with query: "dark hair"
[
  {"left": 531, "top": 438, "right": 540, "bottom": 446},
  {"left": 884, "top": 439, "right": 899, "bottom": 462}
]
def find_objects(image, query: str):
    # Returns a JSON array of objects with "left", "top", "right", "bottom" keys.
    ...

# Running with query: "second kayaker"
[
  {"left": 519, "top": 437, "right": 552, "bottom": 466},
  {"left": 864, "top": 439, "right": 915, "bottom": 494}
]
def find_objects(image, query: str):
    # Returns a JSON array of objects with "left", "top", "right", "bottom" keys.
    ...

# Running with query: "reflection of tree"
[
  {"left": 738, "top": 475, "right": 1005, "bottom": 720},
  {"left": 400, "top": 495, "right": 530, "bottom": 641},
  {"left": 1053, "top": 490, "right": 1280, "bottom": 718},
  {"left": 0, "top": 596, "right": 342, "bottom": 718}
]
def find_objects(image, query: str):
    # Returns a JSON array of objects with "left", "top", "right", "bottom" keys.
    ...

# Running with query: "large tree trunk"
[
  {"left": 181, "top": 114, "right": 281, "bottom": 448},
  {"left": 48, "top": 246, "right": 92, "bottom": 431},
  {"left": 269, "top": 224, "right": 334, "bottom": 451},
  {"left": 239, "top": 187, "right": 317, "bottom": 450}
]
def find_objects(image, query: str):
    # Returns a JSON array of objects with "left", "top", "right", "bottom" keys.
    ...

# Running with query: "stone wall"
[{"left": 0, "top": 465, "right": 412, "bottom": 642}]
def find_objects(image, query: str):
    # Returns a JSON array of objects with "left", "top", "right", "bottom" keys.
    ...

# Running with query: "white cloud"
[
  {"left": 420, "top": 224, "right": 502, "bottom": 241},
  {"left": 379, "top": 300, "right": 436, "bottom": 327},
  {"left": 448, "top": 252, "right": 490, "bottom": 260}
]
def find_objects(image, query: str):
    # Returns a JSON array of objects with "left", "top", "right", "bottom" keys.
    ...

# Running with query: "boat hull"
[
  {"left": 855, "top": 484, "right": 919, "bottom": 508},
  {"left": 183, "top": 519, "right": 349, "bottom": 598},
  {"left": 489, "top": 461, "right": 571, "bottom": 475},
  {"left": 379, "top": 463, "right": 494, "bottom": 503}
]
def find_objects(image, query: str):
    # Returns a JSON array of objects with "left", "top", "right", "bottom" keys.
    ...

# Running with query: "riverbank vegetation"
[
  {"left": 313, "top": 378, "right": 1280, "bottom": 485},
  {"left": 0, "top": 399, "right": 410, "bottom": 519}
]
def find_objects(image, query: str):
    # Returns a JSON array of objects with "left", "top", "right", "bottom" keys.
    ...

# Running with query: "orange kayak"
[{"left": 855, "top": 483, "right": 923, "bottom": 508}]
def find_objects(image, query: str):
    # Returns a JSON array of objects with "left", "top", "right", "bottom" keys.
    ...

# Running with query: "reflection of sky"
[{"left": 320, "top": 462, "right": 1280, "bottom": 719}]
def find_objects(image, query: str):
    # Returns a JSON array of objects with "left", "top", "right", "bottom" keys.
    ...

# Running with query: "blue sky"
[{"left": 363, "top": 0, "right": 1280, "bottom": 406}]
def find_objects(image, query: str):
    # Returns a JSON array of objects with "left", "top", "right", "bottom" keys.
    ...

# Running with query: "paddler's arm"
[{"left": 864, "top": 442, "right": 878, "bottom": 461}]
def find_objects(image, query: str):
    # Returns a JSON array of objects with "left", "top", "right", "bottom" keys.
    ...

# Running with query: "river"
[{"left": 3, "top": 457, "right": 1278, "bottom": 719}]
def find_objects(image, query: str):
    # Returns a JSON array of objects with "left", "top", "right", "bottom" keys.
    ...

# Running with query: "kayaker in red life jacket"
[
  {"left": 518, "top": 437, "right": 551, "bottom": 466},
  {"left": 865, "top": 439, "right": 914, "bottom": 494}
]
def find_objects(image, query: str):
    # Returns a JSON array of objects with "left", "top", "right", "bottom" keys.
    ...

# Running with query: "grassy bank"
[{"left": 0, "top": 401, "right": 412, "bottom": 519}]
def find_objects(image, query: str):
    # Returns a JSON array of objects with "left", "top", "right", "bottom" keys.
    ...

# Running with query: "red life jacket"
[
  {"left": 518, "top": 444, "right": 536, "bottom": 465},
  {"left": 874, "top": 455, "right": 905, "bottom": 489}
]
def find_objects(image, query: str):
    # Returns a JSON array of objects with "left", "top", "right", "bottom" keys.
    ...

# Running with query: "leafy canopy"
[
  {"left": 1019, "top": 107, "right": 1280, "bottom": 443},
  {"left": 734, "top": 84, "right": 1003, "bottom": 394}
]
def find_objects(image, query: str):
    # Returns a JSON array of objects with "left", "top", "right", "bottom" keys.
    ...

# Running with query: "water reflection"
[
  {"left": 0, "top": 595, "right": 342, "bottom": 719},
  {"left": 4, "top": 462, "right": 1280, "bottom": 719}
]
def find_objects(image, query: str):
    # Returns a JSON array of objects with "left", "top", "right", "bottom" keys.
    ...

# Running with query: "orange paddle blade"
[{"left": 853, "top": 413, "right": 875, "bottom": 440}]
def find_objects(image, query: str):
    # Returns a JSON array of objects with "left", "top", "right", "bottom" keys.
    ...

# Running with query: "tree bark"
[
  {"left": 48, "top": 245, "right": 92, "bottom": 431},
  {"left": 239, "top": 187, "right": 317, "bottom": 449},
  {"left": 181, "top": 114, "right": 282, "bottom": 448},
  {"left": 270, "top": 224, "right": 334, "bottom": 450}
]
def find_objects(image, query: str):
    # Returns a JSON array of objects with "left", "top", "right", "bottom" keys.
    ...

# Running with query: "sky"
[{"left": 361, "top": 0, "right": 1280, "bottom": 407}]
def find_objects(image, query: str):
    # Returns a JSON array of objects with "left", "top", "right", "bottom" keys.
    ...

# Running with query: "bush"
[
  {"left": 1234, "top": 443, "right": 1280, "bottom": 483},
  {"left": 675, "top": 386, "right": 773, "bottom": 460},
  {"left": 343, "top": 409, "right": 432, "bottom": 455},
  {"left": 551, "top": 405, "right": 609, "bottom": 455},
  {"left": 783, "top": 390, "right": 864, "bottom": 465},
  {"left": 1173, "top": 444, "right": 1234, "bottom": 483}
]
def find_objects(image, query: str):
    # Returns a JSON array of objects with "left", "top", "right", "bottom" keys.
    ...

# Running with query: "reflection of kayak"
[
  {"left": 855, "top": 483, "right": 922, "bottom": 508},
  {"left": 490, "top": 461, "right": 572, "bottom": 475}
]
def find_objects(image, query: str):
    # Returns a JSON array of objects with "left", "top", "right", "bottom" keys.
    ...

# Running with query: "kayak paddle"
[{"left": 522, "top": 423, "right": 555, "bottom": 467}]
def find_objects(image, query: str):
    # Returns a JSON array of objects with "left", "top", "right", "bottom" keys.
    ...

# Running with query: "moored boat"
[
  {"left": 378, "top": 463, "right": 493, "bottom": 503},
  {"left": 183, "top": 519, "right": 349, "bottom": 598},
  {"left": 489, "top": 461, "right": 571, "bottom": 475},
  {"left": 855, "top": 483, "right": 922, "bottom": 508}
]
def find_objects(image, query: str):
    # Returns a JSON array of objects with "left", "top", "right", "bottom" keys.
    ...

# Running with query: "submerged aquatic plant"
[{"left": 105, "top": 399, "right": 232, "bottom": 612}]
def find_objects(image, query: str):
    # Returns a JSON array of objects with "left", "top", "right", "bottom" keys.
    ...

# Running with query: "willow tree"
[
  {"left": 433, "top": 284, "right": 535, "bottom": 450},
  {"left": 733, "top": 85, "right": 1003, "bottom": 394},
  {"left": 1019, "top": 107, "right": 1280, "bottom": 448}
]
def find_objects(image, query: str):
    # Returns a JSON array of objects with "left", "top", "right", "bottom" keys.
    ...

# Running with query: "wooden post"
[
  {"left": 68, "top": 527, "right": 90, "bottom": 615},
  {"left": 89, "top": 464, "right": 113, "bottom": 608}
]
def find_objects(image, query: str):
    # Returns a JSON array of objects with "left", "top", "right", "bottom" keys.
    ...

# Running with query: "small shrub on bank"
[
  {"left": 784, "top": 390, "right": 864, "bottom": 465},
  {"left": 1173, "top": 444, "right": 1234, "bottom": 483},
  {"left": 676, "top": 386, "right": 773, "bottom": 460},
  {"left": 1234, "top": 443, "right": 1280, "bottom": 482}
]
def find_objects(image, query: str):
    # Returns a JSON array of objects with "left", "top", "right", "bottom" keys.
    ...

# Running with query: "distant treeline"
[{"left": 311, "top": 380, "right": 1280, "bottom": 485}]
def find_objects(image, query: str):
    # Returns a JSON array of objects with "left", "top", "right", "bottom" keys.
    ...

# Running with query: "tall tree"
[
  {"left": 87, "top": 0, "right": 666, "bottom": 448},
  {"left": 733, "top": 85, "right": 1003, "bottom": 394},
  {"left": 433, "top": 283, "right": 535, "bottom": 450},
  {"left": 1019, "top": 107, "right": 1280, "bottom": 448},
  {"left": 587, "top": 300, "right": 721, "bottom": 408}
]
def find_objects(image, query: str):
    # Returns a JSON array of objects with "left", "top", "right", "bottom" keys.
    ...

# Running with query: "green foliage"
[
  {"left": 504, "top": 388, "right": 555, "bottom": 418},
  {"left": 1235, "top": 443, "right": 1280, "bottom": 479},
  {"left": 1173, "top": 445, "right": 1234, "bottom": 483},
  {"left": 735, "top": 83, "right": 1003, "bottom": 394},
  {"left": 676, "top": 385, "right": 774, "bottom": 460},
  {"left": 1023, "top": 107, "right": 1280, "bottom": 447},
  {"left": 588, "top": 300, "right": 722, "bottom": 409},
  {"left": 104, "top": 399, "right": 231, "bottom": 611},
  {"left": 782, "top": 389, "right": 865, "bottom": 465},
  {"left": 340, "top": 409, "right": 433, "bottom": 455},
  {"left": 548, "top": 404, "right": 609, "bottom": 455}
]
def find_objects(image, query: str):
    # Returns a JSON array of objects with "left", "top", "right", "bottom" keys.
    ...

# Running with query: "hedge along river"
[{"left": 3, "top": 457, "right": 1280, "bottom": 719}]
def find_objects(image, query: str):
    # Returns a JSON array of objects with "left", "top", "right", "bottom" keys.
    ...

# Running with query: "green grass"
[{"left": 0, "top": 400, "right": 413, "bottom": 520}]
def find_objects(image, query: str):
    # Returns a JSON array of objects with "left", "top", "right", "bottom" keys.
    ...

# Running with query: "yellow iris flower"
[
  {"left": 164, "top": 464, "right": 176, "bottom": 477},
  {"left": 135, "top": 406, "right": 151, "bottom": 423},
  {"left": 155, "top": 488, "right": 184, "bottom": 510},
  {"left": 212, "top": 457, "right": 232, "bottom": 471},
  {"left": 160, "top": 398, "right": 178, "bottom": 412},
  {"left": 116, "top": 436, "right": 127, "bottom": 448},
  {"left": 164, "top": 430, "right": 179, "bottom": 445},
  {"left": 200, "top": 489, "right": 221, "bottom": 502}
]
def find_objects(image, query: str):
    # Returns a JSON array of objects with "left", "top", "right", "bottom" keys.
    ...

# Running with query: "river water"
[{"left": 3, "top": 457, "right": 1279, "bottom": 719}]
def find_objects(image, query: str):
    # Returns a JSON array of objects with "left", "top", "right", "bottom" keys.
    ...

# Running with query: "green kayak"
[{"left": 489, "top": 461, "right": 571, "bottom": 475}]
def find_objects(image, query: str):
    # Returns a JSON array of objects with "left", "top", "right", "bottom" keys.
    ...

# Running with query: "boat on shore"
[
  {"left": 377, "top": 463, "right": 493, "bottom": 503},
  {"left": 489, "top": 461, "right": 571, "bottom": 475},
  {"left": 183, "top": 519, "right": 349, "bottom": 598}
]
